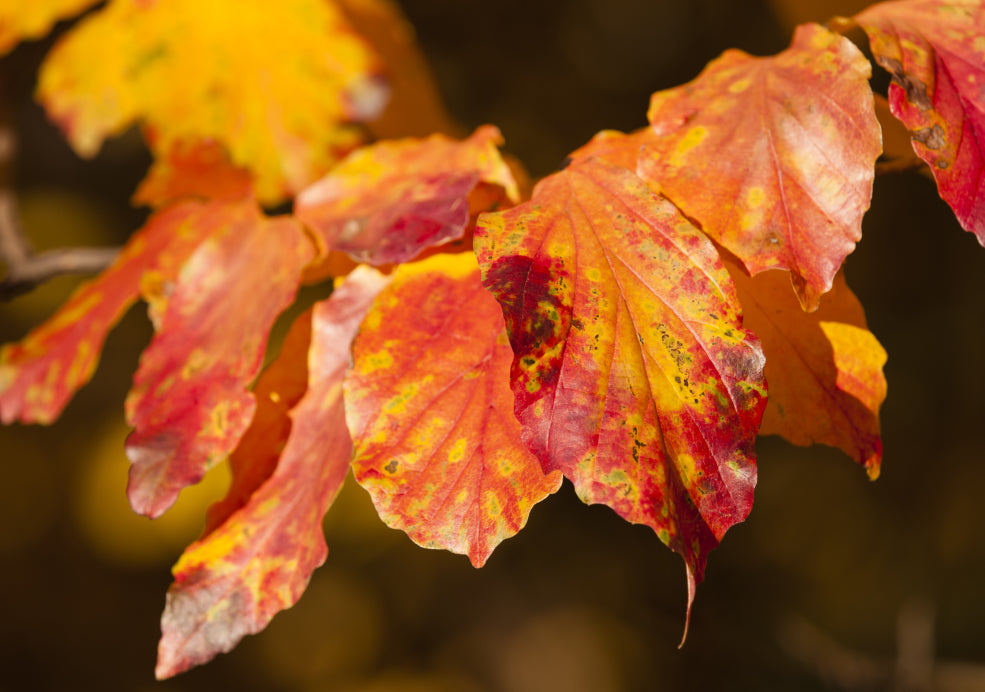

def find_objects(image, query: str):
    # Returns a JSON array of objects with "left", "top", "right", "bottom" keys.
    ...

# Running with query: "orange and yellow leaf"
[
  {"left": 640, "top": 23, "right": 881, "bottom": 310},
  {"left": 345, "top": 253, "right": 562, "bottom": 567},
  {"left": 156, "top": 267, "right": 389, "bottom": 679},
  {"left": 727, "top": 262, "right": 886, "bottom": 477},
  {"left": 852, "top": 0, "right": 985, "bottom": 239},
  {"left": 132, "top": 139, "right": 253, "bottom": 208},
  {"left": 125, "top": 200, "right": 314, "bottom": 518},
  {"left": 38, "top": 0, "right": 386, "bottom": 204},
  {"left": 475, "top": 158, "right": 767, "bottom": 598}
]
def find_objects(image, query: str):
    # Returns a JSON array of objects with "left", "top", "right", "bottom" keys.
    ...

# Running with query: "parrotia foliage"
[{"left": 0, "top": 0, "right": 981, "bottom": 679}]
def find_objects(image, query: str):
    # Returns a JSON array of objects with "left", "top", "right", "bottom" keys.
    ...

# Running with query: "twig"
[
  {"left": 876, "top": 156, "right": 929, "bottom": 176},
  {"left": 0, "top": 97, "right": 119, "bottom": 301}
]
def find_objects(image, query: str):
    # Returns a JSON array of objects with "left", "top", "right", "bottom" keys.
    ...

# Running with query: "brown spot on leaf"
[
  {"left": 912, "top": 124, "right": 946, "bottom": 150},
  {"left": 882, "top": 57, "right": 933, "bottom": 111}
]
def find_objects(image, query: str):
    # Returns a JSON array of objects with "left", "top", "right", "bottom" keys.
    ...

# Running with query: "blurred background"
[{"left": 3, "top": 0, "right": 985, "bottom": 690}]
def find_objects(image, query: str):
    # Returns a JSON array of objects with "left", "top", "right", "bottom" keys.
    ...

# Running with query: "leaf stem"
[{"left": 0, "top": 91, "right": 118, "bottom": 301}]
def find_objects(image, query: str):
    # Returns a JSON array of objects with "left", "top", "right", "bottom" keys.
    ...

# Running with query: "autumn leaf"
[
  {"left": 295, "top": 126, "right": 519, "bottom": 269},
  {"left": 0, "top": 202, "right": 213, "bottom": 425},
  {"left": 0, "top": 0, "right": 99, "bottom": 56},
  {"left": 726, "top": 261, "right": 886, "bottom": 477},
  {"left": 345, "top": 253, "right": 562, "bottom": 567},
  {"left": 850, "top": 0, "right": 985, "bottom": 239},
  {"left": 640, "top": 23, "right": 881, "bottom": 310},
  {"left": 125, "top": 199, "right": 315, "bottom": 519},
  {"left": 156, "top": 267, "right": 389, "bottom": 679},
  {"left": 475, "top": 158, "right": 767, "bottom": 606},
  {"left": 567, "top": 127, "right": 656, "bottom": 171},
  {"left": 37, "top": 0, "right": 387, "bottom": 204},
  {"left": 132, "top": 139, "right": 253, "bottom": 208}
]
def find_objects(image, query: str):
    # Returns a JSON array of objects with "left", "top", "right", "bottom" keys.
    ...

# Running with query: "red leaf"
[
  {"left": 475, "top": 158, "right": 767, "bottom": 596},
  {"left": 345, "top": 253, "right": 562, "bottom": 567},
  {"left": 0, "top": 202, "right": 209, "bottom": 424},
  {"left": 852, "top": 0, "right": 985, "bottom": 239},
  {"left": 295, "top": 125, "right": 518, "bottom": 267},
  {"left": 125, "top": 200, "right": 314, "bottom": 518},
  {"left": 640, "top": 23, "right": 881, "bottom": 310},
  {"left": 156, "top": 267, "right": 389, "bottom": 679},
  {"left": 727, "top": 262, "right": 887, "bottom": 477}
]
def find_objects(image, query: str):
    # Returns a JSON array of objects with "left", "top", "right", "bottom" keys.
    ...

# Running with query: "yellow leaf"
[{"left": 37, "top": 0, "right": 387, "bottom": 204}]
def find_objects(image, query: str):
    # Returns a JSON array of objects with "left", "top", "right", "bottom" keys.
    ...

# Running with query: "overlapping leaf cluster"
[{"left": 1, "top": 0, "right": 982, "bottom": 678}]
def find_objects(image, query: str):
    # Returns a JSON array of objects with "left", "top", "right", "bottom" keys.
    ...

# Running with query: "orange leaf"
[
  {"left": 0, "top": 202, "right": 211, "bottom": 424},
  {"left": 345, "top": 254, "right": 562, "bottom": 567},
  {"left": 475, "top": 158, "right": 767, "bottom": 594},
  {"left": 132, "top": 139, "right": 253, "bottom": 208},
  {"left": 640, "top": 23, "right": 881, "bottom": 310},
  {"left": 0, "top": 0, "right": 99, "bottom": 56},
  {"left": 568, "top": 127, "right": 657, "bottom": 171},
  {"left": 853, "top": 0, "right": 985, "bottom": 239},
  {"left": 37, "top": 0, "right": 387, "bottom": 204},
  {"left": 727, "top": 262, "right": 886, "bottom": 477},
  {"left": 125, "top": 200, "right": 314, "bottom": 518},
  {"left": 295, "top": 125, "right": 518, "bottom": 268},
  {"left": 155, "top": 267, "right": 389, "bottom": 679}
]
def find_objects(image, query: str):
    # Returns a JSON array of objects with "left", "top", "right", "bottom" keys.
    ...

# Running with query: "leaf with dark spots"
[
  {"left": 125, "top": 199, "right": 315, "bottom": 519},
  {"left": 854, "top": 0, "right": 985, "bottom": 239},
  {"left": 156, "top": 267, "right": 390, "bottom": 679},
  {"left": 345, "top": 253, "right": 561, "bottom": 567},
  {"left": 638, "top": 23, "right": 881, "bottom": 311},
  {"left": 475, "top": 157, "right": 767, "bottom": 617}
]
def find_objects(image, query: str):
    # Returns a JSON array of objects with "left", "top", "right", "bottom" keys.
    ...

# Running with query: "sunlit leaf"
[
  {"left": 0, "top": 0, "right": 99, "bottom": 56},
  {"left": 38, "top": 0, "right": 387, "bottom": 204},
  {"left": 133, "top": 139, "right": 253, "bottom": 208},
  {"left": 295, "top": 126, "right": 518, "bottom": 268},
  {"left": 727, "top": 261, "right": 886, "bottom": 477},
  {"left": 851, "top": 0, "right": 985, "bottom": 239},
  {"left": 125, "top": 200, "right": 314, "bottom": 518},
  {"left": 156, "top": 267, "right": 389, "bottom": 679},
  {"left": 475, "top": 158, "right": 767, "bottom": 609},
  {"left": 640, "top": 23, "right": 881, "bottom": 310},
  {"left": 345, "top": 253, "right": 562, "bottom": 567},
  {"left": 0, "top": 202, "right": 211, "bottom": 424}
]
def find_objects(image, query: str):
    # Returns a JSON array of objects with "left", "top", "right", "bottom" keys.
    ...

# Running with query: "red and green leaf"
[
  {"left": 727, "top": 262, "right": 886, "bottom": 477},
  {"left": 156, "top": 267, "right": 389, "bottom": 679},
  {"left": 0, "top": 202, "right": 212, "bottom": 424},
  {"left": 475, "top": 158, "right": 767, "bottom": 601},
  {"left": 125, "top": 199, "right": 314, "bottom": 518},
  {"left": 37, "top": 0, "right": 386, "bottom": 204},
  {"left": 852, "top": 0, "right": 985, "bottom": 239},
  {"left": 345, "top": 253, "right": 562, "bottom": 567},
  {"left": 640, "top": 23, "right": 881, "bottom": 310},
  {"left": 295, "top": 125, "right": 518, "bottom": 268}
]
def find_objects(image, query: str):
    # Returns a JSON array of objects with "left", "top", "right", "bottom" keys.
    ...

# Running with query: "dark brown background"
[{"left": 2, "top": 1, "right": 984, "bottom": 690}]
